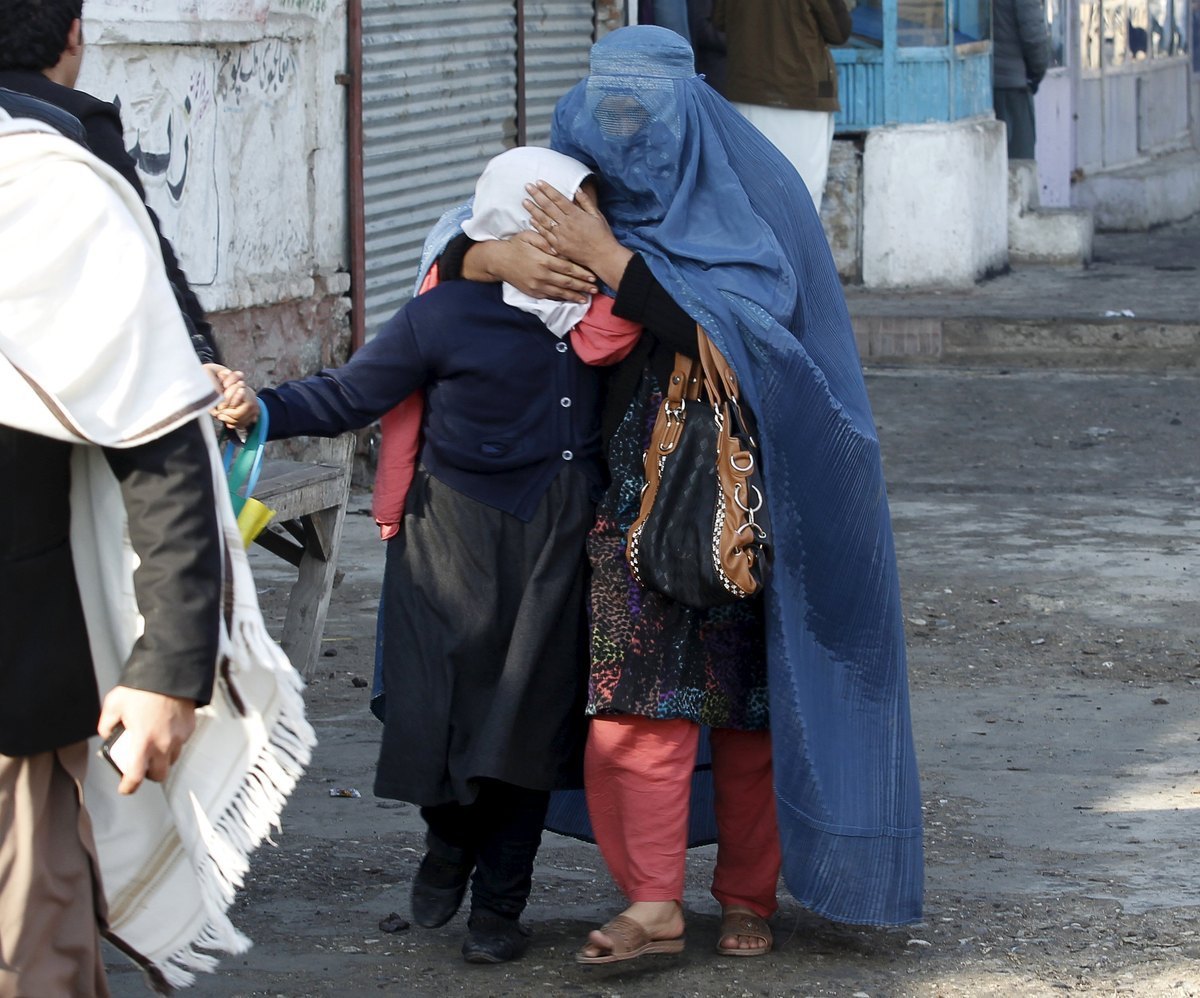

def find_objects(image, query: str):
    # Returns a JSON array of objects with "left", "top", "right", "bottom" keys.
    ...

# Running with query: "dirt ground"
[{"left": 109, "top": 367, "right": 1200, "bottom": 998}]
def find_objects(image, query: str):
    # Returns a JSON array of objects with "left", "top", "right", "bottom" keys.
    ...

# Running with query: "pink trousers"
[{"left": 584, "top": 716, "right": 782, "bottom": 918}]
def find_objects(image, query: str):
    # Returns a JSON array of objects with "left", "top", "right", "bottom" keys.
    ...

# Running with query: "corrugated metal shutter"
[
  {"left": 359, "top": 2, "right": 597, "bottom": 334},
  {"left": 522, "top": 2, "right": 595, "bottom": 146},
  {"left": 361, "top": 1, "right": 517, "bottom": 332}
]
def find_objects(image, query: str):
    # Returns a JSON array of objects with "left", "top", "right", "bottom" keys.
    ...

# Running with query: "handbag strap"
[
  {"left": 666, "top": 355, "right": 701, "bottom": 405},
  {"left": 695, "top": 326, "right": 739, "bottom": 408},
  {"left": 224, "top": 406, "right": 270, "bottom": 500}
]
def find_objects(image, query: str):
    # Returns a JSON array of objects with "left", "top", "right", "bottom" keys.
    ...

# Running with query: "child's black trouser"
[{"left": 420, "top": 779, "right": 550, "bottom": 919}]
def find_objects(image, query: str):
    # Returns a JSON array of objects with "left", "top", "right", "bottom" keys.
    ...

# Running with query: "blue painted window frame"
[{"left": 833, "top": 2, "right": 994, "bottom": 132}]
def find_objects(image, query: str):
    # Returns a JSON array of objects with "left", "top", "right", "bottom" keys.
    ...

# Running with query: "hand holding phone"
[
  {"left": 97, "top": 687, "right": 198, "bottom": 795},
  {"left": 100, "top": 723, "right": 137, "bottom": 777}
]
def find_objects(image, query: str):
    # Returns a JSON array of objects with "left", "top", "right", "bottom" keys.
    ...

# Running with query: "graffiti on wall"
[
  {"left": 100, "top": 37, "right": 307, "bottom": 296},
  {"left": 114, "top": 61, "right": 222, "bottom": 285},
  {"left": 216, "top": 38, "right": 297, "bottom": 100},
  {"left": 121, "top": 79, "right": 201, "bottom": 204}
]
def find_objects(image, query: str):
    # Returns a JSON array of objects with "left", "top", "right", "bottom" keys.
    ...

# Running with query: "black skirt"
[{"left": 373, "top": 467, "right": 593, "bottom": 807}]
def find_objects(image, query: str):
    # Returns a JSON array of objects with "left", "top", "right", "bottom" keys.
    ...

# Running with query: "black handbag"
[{"left": 626, "top": 326, "right": 770, "bottom": 608}]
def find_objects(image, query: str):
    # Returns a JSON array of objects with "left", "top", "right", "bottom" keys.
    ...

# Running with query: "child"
[{"left": 218, "top": 147, "right": 639, "bottom": 964}]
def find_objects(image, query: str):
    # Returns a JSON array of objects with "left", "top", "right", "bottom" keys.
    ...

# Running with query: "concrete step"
[
  {"left": 1008, "top": 160, "right": 1094, "bottom": 265},
  {"left": 852, "top": 314, "right": 1200, "bottom": 369},
  {"left": 1010, "top": 208, "right": 1095, "bottom": 266},
  {"left": 1073, "top": 147, "right": 1200, "bottom": 232},
  {"left": 1008, "top": 158, "right": 1041, "bottom": 212}
]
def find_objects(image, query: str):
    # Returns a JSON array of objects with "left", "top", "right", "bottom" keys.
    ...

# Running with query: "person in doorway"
[
  {"left": 992, "top": 0, "right": 1051, "bottom": 159},
  {"left": 213, "top": 147, "right": 642, "bottom": 966},
  {"left": 713, "top": 0, "right": 853, "bottom": 212},
  {"left": 0, "top": 0, "right": 222, "bottom": 364},
  {"left": 451, "top": 25, "right": 924, "bottom": 963}
]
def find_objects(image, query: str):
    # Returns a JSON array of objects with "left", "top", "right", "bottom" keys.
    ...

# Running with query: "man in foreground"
[
  {"left": 0, "top": 104, "right": 223, "bottom": 996},
  {"left": 1, "top": 105, "right": 314, "bottom": 990}
]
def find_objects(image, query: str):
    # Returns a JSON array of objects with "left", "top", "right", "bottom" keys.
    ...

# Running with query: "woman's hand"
[
  {"left": 524, "top": 182, "right": 633, "bottom": 291},
  {"left": 463, "top": 232, "right": 598, "bottom": 303}
]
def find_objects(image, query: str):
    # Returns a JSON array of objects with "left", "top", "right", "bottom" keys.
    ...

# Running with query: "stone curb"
[{"left": 852, "top": 315, "right": 1200, "bottom": 370}]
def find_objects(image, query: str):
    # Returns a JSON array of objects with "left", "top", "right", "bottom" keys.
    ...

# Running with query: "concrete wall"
[
  {"left": 820, "top": 138, "right": 863, "bottom": 283},
  {"left": 1074, "top": 59, "right": 1193, "bottom": 174},
  {"left": 858, "top": 117, "right": 1008, "bottom": 288},
  {"left": 78, "top": 0, "right": 349, "bottom": 384}
]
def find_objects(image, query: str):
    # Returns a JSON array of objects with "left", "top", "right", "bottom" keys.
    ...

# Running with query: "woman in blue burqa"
[{"left": 428, "top": 24, "right": 923, "bottom": 963}]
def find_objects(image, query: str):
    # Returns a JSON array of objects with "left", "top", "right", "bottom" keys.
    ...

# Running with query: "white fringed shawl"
[{"left": 0, "top": 118, "right": 316, "bottom": 990}]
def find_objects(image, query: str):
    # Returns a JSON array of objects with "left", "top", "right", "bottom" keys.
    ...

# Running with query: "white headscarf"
[
  {"left": 0, "top": 115, "right": 216, "bottom": 444},
  {"left": 461, "top": 146, "right": 593, "bottom": 337}
]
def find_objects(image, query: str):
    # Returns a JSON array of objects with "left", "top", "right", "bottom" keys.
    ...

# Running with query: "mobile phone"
[{"left": 100, "top": 723, "right": 136, "bottom": 777}]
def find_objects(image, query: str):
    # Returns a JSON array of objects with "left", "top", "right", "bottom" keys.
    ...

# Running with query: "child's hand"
[
  {"left": 214, "top": 383, "right": 261, "bottom": 432},
  {"left": 203, "top": 363, "right": 260, "bottom": 430},
  {"left": 203, "top": 362, "right": 244, "bottom": 402}
]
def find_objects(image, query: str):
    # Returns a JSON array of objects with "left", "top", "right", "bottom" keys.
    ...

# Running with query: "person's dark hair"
[{"left": 0, "top": 0, "right": 84, "bottom": 73}]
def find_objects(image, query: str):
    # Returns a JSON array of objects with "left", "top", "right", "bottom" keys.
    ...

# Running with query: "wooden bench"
[{"left": 250, "top": 434, "right": 355, "bottom": 679}]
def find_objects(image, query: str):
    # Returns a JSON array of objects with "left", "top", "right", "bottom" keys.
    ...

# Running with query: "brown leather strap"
[
  {"left": 667, "top": 355, "right": 701, "bottom": 404},
  {"left": 694, "top": 325, "right": 739, "bottom": 409}
]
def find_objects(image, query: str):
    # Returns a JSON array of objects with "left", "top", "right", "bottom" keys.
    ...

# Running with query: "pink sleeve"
[
  {"left": 371, "top": 264, "right": 439, "bottom": 539},
  {"left": 569, "top": 293, "right": 643, "bottom": 366}
]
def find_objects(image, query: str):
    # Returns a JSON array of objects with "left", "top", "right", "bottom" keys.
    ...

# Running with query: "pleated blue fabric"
[{"left": 548, "top": 25, "right": 923, "bottom": 927}]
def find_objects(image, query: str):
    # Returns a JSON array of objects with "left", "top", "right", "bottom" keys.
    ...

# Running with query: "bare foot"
[
  {"left": 717, "top": 906, "right": 772, "bottom": 954},
  {"left": 579, "top": 900, "right": 685, "bottom": 959}
]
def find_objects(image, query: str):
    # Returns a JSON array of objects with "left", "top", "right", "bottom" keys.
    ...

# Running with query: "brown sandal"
[
  {"left": 717, "top": 908, "right": 773, "bottom": 957},
  {"left": 575, "top": 914, "right": 686, "bottom": 965}
]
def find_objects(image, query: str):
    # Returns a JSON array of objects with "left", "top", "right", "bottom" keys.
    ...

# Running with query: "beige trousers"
[
  {"left": 730, "top": 102, "right": 836, "bottom": 213},
  {"left": 0, "top": 743, "right": 110, "bottom": 998}
]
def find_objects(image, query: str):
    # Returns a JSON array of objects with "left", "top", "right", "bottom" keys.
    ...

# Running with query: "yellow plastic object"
[{"left": 235, "top": 495, "right": 276, "bottom": 548}]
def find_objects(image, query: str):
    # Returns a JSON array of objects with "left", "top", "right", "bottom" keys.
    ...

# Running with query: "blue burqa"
[
  {"left": 555, "top": 26, "right": 922, "bottom": 927},
  {"left": 411, "top": 26, "right": 924, "bottom": 927}
]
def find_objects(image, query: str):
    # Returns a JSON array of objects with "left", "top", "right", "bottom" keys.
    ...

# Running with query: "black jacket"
[
  {"left": 0, "top": 423, "right": 221, "bottom": 757},
  {"left": 992, "top": 0, "right": 1050, "bottom": 90},
  {"left": 0, "top": 70, "right": 220, "bottom": 364},
  {"left": 0, "top": 86, "right": 89, "bottom": 145}
]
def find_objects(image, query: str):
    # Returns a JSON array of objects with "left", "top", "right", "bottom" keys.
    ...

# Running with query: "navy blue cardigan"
[{"left": 259, "top": 280, "right": 606, "bottom": 521}]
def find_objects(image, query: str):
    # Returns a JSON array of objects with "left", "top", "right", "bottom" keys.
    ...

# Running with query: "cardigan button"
[
  {"left": 556, "top": 341, "right": 569, "bottom": 353},
  {"left": 562, "top": 450, "right": 573, "bottom": 460},
  {"left": 560, "top": 397, "right": 572, "bottom": 408}
]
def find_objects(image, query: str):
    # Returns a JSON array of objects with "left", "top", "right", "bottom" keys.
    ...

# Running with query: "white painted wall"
[
  {"left": 861, "top": 117, "right": 1008, "bottom": 288},
  {"left": 1071, "top": 58, "right": 1192, "bottom": 174},
  {"left": 77, "top": 0, "right": 347, "bottom": 314},
  {"left": 1034, "top": 68, "right": 1074, "bottom": 206}
]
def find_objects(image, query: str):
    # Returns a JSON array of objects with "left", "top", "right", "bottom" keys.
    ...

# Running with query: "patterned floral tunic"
[{"left": 586, "top": 370, "right": 769, "bottom": 731}]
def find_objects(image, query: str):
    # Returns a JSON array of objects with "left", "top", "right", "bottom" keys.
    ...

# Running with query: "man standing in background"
[
  {"left": 992, "top": 0, "right": 1051, "bottom": 160},
  {"left": 714, "top": 0, "right": 853, "bottom": 212}
]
